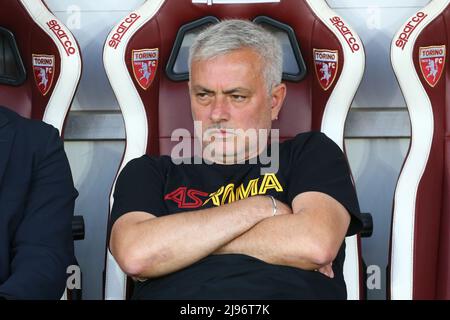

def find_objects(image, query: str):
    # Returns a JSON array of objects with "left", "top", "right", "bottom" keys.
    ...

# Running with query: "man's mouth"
[{"left": 206, "top": 128, "right": 236, "bottom": 140}]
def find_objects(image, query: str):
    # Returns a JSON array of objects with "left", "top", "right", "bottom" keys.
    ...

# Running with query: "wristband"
[{"left": 267, "top": 195, "right": 277, "bottom": 216}]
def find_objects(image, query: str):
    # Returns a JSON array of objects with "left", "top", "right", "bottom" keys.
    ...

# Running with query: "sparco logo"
[
  {"left": 46, "top": 20, "right": 76, "bottom": 56},
  {"left": 330, "top": 16, "right": 360, "bottom": 53},
  {"left": 108, "top": 13, "right": 141, "bottom": 49},
  {"left": 395, "top": 12, "right": 428, "bottom": 50}
]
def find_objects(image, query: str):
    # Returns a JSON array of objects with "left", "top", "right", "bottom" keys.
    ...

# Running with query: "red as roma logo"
[
  {"left": 32, "top": 54, "right": 55, "bottom": 96},
  {"left": 419, "top": 45, "right": 446, "bottom": 87},
  {"left": 313, "top": 49, "right": 338, "bottom": 91},
  {"left": 132, "top": 48, "right": 158, "bottom": 90}
]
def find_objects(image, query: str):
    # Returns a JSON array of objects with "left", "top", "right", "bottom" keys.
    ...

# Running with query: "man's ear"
[{"left": 271, "top": 83, "right": 287, "bottom": 121}]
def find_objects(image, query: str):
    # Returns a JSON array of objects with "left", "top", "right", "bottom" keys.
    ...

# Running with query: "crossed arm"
[{"left": 110, "top": 191, "right": 350, "bottom": 280}]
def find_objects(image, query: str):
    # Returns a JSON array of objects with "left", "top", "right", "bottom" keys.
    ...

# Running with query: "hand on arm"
[{"left": 213, "top": 192, "right": 350, "bottom": 275}]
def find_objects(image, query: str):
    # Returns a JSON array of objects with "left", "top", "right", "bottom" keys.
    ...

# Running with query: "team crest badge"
[
  {"left": 32, "top": 54, "right": 55, "bottom": 96},
  {"left": 313, "top": 49, "right": 338, "bottom": 91},
  {"left": 132, "top": 48, "right": 158, "bottom": 90},
  {"left": 419, "top": 45, "right": 446, "bottom": 87}
]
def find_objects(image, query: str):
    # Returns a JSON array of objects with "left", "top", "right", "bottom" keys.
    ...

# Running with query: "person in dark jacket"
[{"left": 0, "top": 105, "right": 78, "bottom": 299}]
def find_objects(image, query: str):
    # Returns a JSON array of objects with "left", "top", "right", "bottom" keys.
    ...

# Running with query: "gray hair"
[{"left": 188, "top": 19, "right": 283, "bottom": 92}]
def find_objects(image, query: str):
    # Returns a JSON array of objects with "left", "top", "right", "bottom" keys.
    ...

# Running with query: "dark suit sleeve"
[{"left": 0, "top": 127, "right": 78, "bottom": 299}]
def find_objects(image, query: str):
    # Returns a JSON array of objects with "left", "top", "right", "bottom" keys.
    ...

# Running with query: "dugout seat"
[
  {"left": 0, "top": 0, "right": 83, "bottom": 299},
  {"left": 390, "top": 0, "right": 450, "bottom": 299},
  {"left": 103, "top": 0, "right": 368, "bottom": 300}
]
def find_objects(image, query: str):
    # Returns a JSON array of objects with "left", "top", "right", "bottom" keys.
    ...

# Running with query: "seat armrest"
[
  {"left": 360, "top": 212, "right": 373, "bottom": 238},
  {"left": 72, "top": 215, "right": 85, "bottom": 241}
]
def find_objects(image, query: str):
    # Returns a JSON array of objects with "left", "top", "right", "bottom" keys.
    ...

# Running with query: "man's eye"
[
  {"left": 231, "top": 95, "right": 246, "bottom": 101},
  {"left": 196, "top": 93, "right": 209, "bottom": 99}
]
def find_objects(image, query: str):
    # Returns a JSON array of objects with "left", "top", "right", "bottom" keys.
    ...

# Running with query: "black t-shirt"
[{"left": 110, "top": 132, "right": 363, "bottom": 299}]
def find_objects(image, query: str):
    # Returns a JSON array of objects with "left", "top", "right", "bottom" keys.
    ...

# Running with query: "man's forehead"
[
  {"left": 191, "top": 49, "right": 262, "bottom": 71},
  {"left": 193, "top": 47, "right": 262, "bottom": 62}
]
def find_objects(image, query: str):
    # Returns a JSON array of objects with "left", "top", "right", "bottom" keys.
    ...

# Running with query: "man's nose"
[{"left": 210, "top": 96, "right": 230, "bottom": 122}]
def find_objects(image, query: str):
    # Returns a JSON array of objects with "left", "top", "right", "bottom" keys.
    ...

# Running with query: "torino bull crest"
[
  {"left": 313, "top": 49, "right": 338, "bottom": 91},
  {"left": 419, "top": 45, "right": 446, "bottom": 87},
  {"left": 32, "top": 54, "right": 55, "bottom": 96},
  {"left": 132, "top": 48, "right": 158, "bottom": 90}
]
